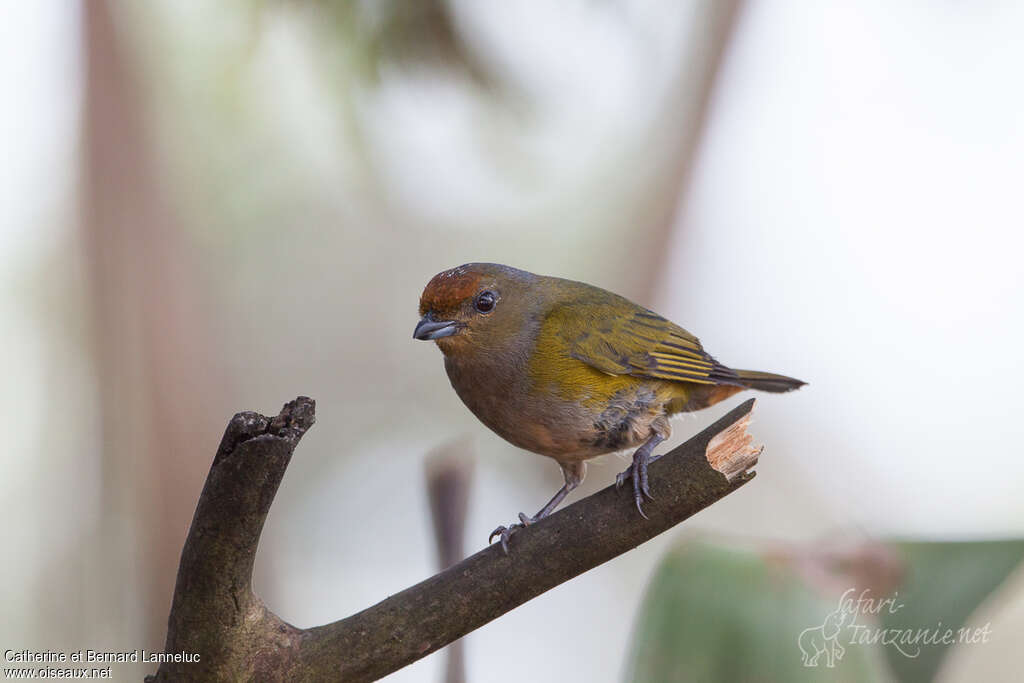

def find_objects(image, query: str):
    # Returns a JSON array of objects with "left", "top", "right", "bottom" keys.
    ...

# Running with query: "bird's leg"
[
  {"left": 615, "top": 432, "right": 666, "bottom": 519},
  {"left": 489, "top": 462, "right": 585, "bottom": 554},
  {"left": 519, "top": 461, "right": 586, "bottom": 525}
]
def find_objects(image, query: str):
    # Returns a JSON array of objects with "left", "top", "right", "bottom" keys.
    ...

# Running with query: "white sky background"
[
  {"left": 2, "top": 1, "right": 1024, "bottom": 682},
  {"left": 0, "top": 0, "right": 83, "bottom": 647},
  {"left": 0, "top": 1, "right": 78, "bottom": 397},
  {"left": 359, "top": 0, "right": 693, "bottom": 224},
  {"left": 656, "top": 0, "right": 1024, "bottom": 539}
]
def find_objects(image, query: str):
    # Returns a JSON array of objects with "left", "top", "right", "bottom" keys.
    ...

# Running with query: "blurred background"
[{"left": 2, "top": 1, "right": 1023, "bottom": 681}]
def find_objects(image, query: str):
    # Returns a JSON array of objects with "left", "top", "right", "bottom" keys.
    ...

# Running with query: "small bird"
[{"left": 414, "top": 263, "right": 804, "bottom": 551}]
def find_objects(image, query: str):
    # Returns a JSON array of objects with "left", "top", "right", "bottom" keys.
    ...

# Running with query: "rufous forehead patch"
[{"left": 419, "top": 265, "right": 485, "bottom": 315}]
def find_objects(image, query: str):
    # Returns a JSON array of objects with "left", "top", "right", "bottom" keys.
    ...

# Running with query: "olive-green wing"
[{"left": 563, "top": 305, "right": 740, "bottom": 386}]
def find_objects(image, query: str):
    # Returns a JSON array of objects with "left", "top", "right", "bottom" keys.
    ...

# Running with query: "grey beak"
[{"left": 413, "top": 315, "right": 459, "bottom": 341}]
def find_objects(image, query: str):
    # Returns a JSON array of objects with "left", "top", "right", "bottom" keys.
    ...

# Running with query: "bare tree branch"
[{"left": 149, "top": 397, "right": 762, "bottom": 682}]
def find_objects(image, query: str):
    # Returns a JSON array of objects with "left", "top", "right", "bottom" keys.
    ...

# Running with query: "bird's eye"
[{"left": 474, "top": 290, "right": 497, "bottom": 314}]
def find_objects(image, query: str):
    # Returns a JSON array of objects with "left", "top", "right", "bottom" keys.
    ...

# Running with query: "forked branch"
[{"left": 149, "top": 397, "right": 762, "bottom": 682}]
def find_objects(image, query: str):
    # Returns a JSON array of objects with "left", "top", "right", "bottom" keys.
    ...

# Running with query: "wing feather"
[{"left": 557, "top": 298, "right": 740, "bottom": 387}]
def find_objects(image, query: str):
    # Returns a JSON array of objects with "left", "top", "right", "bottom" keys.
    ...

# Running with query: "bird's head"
[{"left": 414, "top": 263, "right": 538, "bottom": 355}]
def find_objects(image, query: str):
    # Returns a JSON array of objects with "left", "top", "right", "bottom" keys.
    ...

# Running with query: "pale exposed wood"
[{"left": 706, "top": 405, "right": 762, "bottom": 482}]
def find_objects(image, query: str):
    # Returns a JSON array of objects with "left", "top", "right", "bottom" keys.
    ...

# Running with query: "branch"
[{"left": 149, "top": 397, "right": 762, "bottom": 682}]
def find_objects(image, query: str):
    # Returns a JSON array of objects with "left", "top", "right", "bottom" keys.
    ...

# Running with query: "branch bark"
[{"left": 149, "top": 396, "right": 763, "bottom": 682}]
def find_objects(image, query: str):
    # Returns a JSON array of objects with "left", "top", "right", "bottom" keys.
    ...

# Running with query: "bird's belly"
[
  {"left": 447, "top": 356, "right": 674, "bottom": 460},
  {"left": 505, "top": 397, "right": 650, "bottom": 460},
  {"left": 454, "top": 381, "right": 609, "bottom": 459}
]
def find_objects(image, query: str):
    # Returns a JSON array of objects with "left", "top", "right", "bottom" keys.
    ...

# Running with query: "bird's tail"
[{"left": 733, "top": 369, "right": 806, "bottom": 393}]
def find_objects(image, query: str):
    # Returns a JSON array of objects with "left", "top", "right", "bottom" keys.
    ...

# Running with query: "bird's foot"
[
  {"left": 488, "top": 513, "right": 537, "bottom": 554},
  {"left": 517, "top": 511, "right": 539, "bottom": 525},
  {"left": 615, "top": 452, "right": 662, "bottom": 518},
  {"left": 488, "top": 524, "right": 520, "bottom": 554}
]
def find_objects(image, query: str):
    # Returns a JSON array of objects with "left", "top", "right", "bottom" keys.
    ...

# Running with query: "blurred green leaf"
[
  {"left": 624, "top": 540, "right": 891, "bottom": 683},
  {"left": 880, "top": 540, "right": 1024, "bottom": 682}
]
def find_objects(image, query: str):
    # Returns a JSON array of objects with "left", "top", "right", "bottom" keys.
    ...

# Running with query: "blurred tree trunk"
[
  {"left": 81, "top": 0, "right": 226, "bottom": 646},
  {"left": 631, "top": 0, "right": 744, "bottom": 303}
]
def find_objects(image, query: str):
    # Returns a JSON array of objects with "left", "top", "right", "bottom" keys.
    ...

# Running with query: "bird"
[{"left": 413, "top": 263, "right": 804, "bottom": 551}]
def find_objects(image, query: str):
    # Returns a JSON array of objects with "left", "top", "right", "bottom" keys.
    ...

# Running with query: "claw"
[
  {"left": 618, "top": 441, "right": 662, "bottom": 518},
  {"left": 489, "top": 525, "right": 514, "bottom": 554},
  {"left": 489, "top": 517, "right": 529, "bottom": 554},
  {"left": 640, "top": 461, "right": 652, "bottom": 501},
  {"left": 630, "top": 461, "right": 650, "bottom": 518}
]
